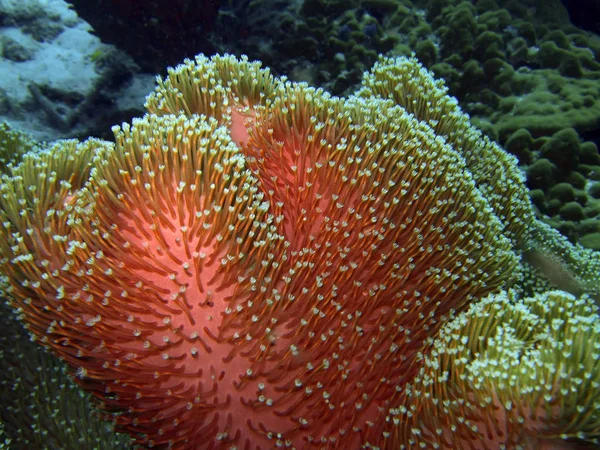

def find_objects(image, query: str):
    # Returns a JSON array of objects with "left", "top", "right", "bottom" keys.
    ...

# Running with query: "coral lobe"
[{"left": 2, "top": 54, "right": 597, "bottom": 449}]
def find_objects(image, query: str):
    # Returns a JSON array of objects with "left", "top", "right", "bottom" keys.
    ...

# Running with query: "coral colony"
[{"left": 1, "top": 54, "right": 599, "bottom": 449}]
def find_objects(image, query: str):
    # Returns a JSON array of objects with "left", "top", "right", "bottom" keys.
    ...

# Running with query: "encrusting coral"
[{"left": 0, "top": 54, "right": 598, "bottom": 449}]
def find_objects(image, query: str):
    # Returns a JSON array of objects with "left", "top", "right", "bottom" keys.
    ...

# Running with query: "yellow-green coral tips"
[{"left": 0, "top": 122, "right": 37, "bottom": 173}]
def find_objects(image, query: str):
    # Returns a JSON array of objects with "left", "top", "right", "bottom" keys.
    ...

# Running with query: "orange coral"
[{"left": 0, "top": 55, "right": 518, "bottom": 448}]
